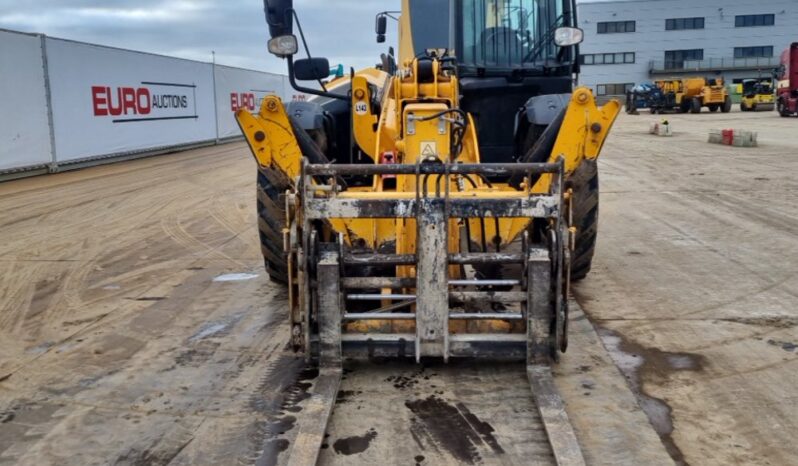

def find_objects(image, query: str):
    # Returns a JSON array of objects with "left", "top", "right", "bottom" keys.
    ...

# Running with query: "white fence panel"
[
  {"left": 0, "top": 30, "right": 52, "bottom": 171},
  {"left": 46, "top": 38, "right": 216, "bottom": 163},
  {"left": 214, "top": 65, "right": 284, "bottom": 139}
]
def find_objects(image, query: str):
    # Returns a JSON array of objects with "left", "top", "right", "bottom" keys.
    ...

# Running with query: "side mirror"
[
  {"left": 553, "top": 27, "right": 584, "bottom": 47},
  {"left": 268, "top": 35, "right": 298, "bottom": 57},
  {"left": 264, "top": 0, "right": 293, "bottom": 38},
  {"left": 376, "top": 15, "right": 387, "bottom": 43},
  {"left": 294, "top": 57, "right": 331, "bottom": 81}
]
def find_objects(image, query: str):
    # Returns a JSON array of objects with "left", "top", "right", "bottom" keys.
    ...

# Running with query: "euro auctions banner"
[
  {"left": 214, "top": 65, "right": 286, "bottom": 139},
  {"left": 46, "top": 38, "right": 216, "bottom": 162}
]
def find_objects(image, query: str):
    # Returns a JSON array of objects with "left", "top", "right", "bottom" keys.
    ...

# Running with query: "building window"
[
  {"left": 580, "top": 52, "right": 635, "bottom": 65},
  {"left": 664, "top": 49, "right": 704, "bottom": 69},
  {"left": 734, "top": 14, "right": 775, "bottom": 27},
  {"left": 734, "top": 46, "right": 773, "bottom": 58},
  {"left": 596, "top": 83, "right": 634, "bottom": 96},
  {"left": 597, "top": 21, "right": 635, "bottom": 34},
  {"left": 665, "top": 17, "right": 704, "bottom": 30}
]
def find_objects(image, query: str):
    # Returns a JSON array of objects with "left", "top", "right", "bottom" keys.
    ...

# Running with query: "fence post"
[
  {"left": 212, "top": 51, "right": 220, "bottom": 145},
  {"left": 40, "top": 34, "right": 58, "bottom": 173}
]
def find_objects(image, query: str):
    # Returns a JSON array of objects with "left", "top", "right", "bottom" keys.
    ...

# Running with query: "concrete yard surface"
[
  {"left": 0, "top": 107, "right": 796, "bottom": 465},
  {"left": 576, "top": 109, "right": 798, "bottom": 465}
]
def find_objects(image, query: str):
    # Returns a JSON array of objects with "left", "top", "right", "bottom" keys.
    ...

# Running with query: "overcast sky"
[
  {"left": 0, "top": 0, "right": 402, "bottom": 74},
  {"left": 0, "top": 1, "right": 618, "bottom": 73}
]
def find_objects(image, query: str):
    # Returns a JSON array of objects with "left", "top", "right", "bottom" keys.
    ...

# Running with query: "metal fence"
[
  {"left": 649, "top": 56, "right": 780, "bottom": 74},
  {"left": 1, "top": 28, "right": 293, "bottom": 180}
]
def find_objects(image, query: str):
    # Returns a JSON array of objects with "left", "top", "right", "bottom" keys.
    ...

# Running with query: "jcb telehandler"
[{"left": 236, "top": 1, "right": 619, "bottom": 462}]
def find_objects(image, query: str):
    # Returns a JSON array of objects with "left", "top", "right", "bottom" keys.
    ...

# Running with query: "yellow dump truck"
[
  {"left": 681, "top": 77, "right": 732, "bottom": 113},
  {"left": 648, "top": 77, "right": 731, "bottom": 113}
]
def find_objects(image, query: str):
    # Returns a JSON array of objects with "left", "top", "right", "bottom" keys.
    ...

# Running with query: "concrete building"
[{"left": 576, "top": 0, "right": 797, "bottom": 98}]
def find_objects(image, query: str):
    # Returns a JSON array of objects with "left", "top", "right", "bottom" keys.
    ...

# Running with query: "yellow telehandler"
[{"left": 236, "top": 1, "right": 619, "bottom": 463}]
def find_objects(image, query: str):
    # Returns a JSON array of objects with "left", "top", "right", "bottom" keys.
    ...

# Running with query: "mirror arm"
[{"left": 286, "top": 56, "right": 348, "bottom": 101}]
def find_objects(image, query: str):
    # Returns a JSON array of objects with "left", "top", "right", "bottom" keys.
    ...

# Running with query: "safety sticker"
[
  {"left": 420, "top": 141, "right": 437, "bottom": 157},
  {"left": 354, "top": 101, "right": 368, "bottom": 115}
]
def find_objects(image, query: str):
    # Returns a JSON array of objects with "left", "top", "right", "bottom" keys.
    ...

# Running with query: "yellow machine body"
[
  {"left": 236, "top": 0, "right": 620, "bottom": 348},
  {"left": 238, "top": 78, "right": 619, "bottom": 255},
  {"left": 741, "top": 78, "right": 775, "bottom": 111}
]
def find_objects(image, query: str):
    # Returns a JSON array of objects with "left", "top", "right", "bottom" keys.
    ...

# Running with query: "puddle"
[
  {"left": 188, "top": 313, "right": 245, "bottom": 342},
  {"left": 598, "top": 327, "right": 706, "bottom": 466},
  {"left": 25, "top": 342, "right": 54, "bottom": 355},
  {"left": 189, "top": 323, "right": 229, "bottom": 342},
  {"left": 55, "top": 341, "right": 77, "bottom": 353},
  {"left": 213, "top": 273, "right": 259, "bottom": 282}
]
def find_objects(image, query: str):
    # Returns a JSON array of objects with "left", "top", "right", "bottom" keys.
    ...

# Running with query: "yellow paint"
[
  {"left": 235, "top": 96, "right": 303, "bottom": 179},
  {"left": 654, "top": 77, "right": 730, "bottom": 107},
  {"left": 351, "top": 75, "right": 379, "bottom": 159},
  {"left": 238, "top": 48, "right": 622, "bottom": 334}
]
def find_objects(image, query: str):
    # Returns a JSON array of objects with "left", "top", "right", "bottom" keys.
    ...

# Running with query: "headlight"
[
  {"left": 554, "top": 27, "right": 584, "bottom": 47},
  {"left": 268, "top": 35, "right": 298, "bottom": 57}
]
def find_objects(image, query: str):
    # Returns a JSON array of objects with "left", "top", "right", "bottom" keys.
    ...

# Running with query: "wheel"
[
  {"left": 709, "top": 104, "right": 719, "bottom": 112},
  {"left": 625, "top": 94, "right": 637, "bottom": 114},
  {"left": 257, "top": 164, "right": 290, "bottom": 284},
  {"left": 568, "top": 160, "right": 599, "bottom": 281},
  {"left": 721, "top": 96, "right": 732, "bottom": 113},
  {"left": 778, "top": 100, "right": 791, "bottom": 117},
  {"left": 650, "top": 107, "right": 658, "bottom": 115},
  {"left": 740, "top": 101, "right": 748, "bottom": 112},
  {"left": 690, "top": 98, "right": 701, "bottom": 113},
  {"left": 256, "top": 116, "right": 331, "bottom": 284}
]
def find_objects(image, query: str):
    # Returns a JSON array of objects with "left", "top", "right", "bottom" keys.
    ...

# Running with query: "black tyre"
[
  {"left": 778, "top": 100, "right": 791, "bottom": 117},
  {"left": 255, "top": 116, "right": 332, "bottom": 284},
  {"left": 257, "top": 165, "right": 290, "bottom": 284},
  {"left": 568, "top": 160, "right": 599, "bottom": 281},
  {"left": 690, "top": 98, "right": 702, "bottom": 113},
  {"left": 740, "top": 101, "right": 748, "bottom": 112},
  {"left": 708, "top": 104, "right": 719, "bottom": 112},
  {"left": 721, "top": 96, "right": 732, "bottom": 113}
]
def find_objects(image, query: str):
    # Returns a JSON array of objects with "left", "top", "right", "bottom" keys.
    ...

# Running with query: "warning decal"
[{"left": 420, "top": 141, "right": 437, "bottom": 157}]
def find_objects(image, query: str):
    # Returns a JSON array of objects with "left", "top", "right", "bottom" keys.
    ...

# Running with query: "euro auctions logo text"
[
  {"left": 230, "top": 89, "right": 278, "bottom": 112},
  {"left": 230, "top": 92, "right": 257, "bottom": 112},
  {"left": 92, "top": 81, "right": 198, "bottom": 123}
]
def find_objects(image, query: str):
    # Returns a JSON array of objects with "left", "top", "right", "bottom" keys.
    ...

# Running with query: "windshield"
[
  {"left": 408, "top": 0, "right": 450, "bottom": 57},
  {"left": 457, "top": 0, "right": 570, "bottom": 71}
]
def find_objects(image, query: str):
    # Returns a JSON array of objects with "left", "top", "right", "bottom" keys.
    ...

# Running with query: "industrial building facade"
[{"left": 575, "top": 0, "right": 797, "bottom": 97}]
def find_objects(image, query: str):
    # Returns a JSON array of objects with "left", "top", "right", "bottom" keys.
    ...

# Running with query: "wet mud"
[
  {"left": 597, "top": 327, "right": 706, "bottom": 466},
  {"left": 332, "top": 428, "right": 378, "bottom": 455},
  {"left": 405, "top": 395, "right": 504, "bottom": 464},
  {"left": 248, "top": 354, "right": 319, "bottom": 466}
]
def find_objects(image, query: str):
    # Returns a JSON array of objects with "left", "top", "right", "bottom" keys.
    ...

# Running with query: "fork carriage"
[{"left": 284, "top": 159, "right": 572, "bottom": 366}]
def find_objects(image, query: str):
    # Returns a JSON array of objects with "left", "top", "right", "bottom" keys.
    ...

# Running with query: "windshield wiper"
[{"left": 523, "top": 15, "right": 565, "bottom": 64}]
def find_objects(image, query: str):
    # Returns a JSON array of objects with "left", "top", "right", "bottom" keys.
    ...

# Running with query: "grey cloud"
[{"left": 0, "top": 0, "right": 399, "bottom": 74}]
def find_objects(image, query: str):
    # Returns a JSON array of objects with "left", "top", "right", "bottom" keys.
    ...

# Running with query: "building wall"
[{"left": 576, "top": 0, "right": 797, "bottom": 96}]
